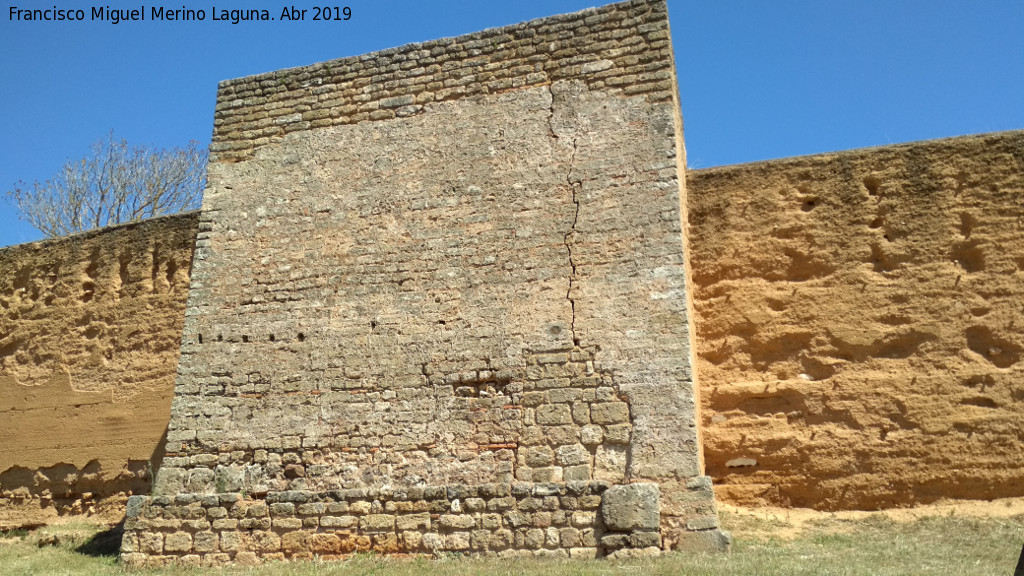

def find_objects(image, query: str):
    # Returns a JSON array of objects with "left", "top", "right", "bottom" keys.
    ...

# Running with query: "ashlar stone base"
[{"left": 121, "top": 480, "right": 727, "bottom": 567}]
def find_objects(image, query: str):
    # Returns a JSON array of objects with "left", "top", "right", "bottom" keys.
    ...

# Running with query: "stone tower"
[{"left": 122, "top": 0, "right": 728, "bottom": 565}]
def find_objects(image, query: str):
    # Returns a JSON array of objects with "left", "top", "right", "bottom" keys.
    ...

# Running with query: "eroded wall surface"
[
  {"left": 688, "top": 131, "right": 1024, "bottom": 510},
  {"left": 123, "top": 0, "right": 725, "bottom": 566},
  {"left": 0, "top": 212, "right": 198, "bottom": 529}
]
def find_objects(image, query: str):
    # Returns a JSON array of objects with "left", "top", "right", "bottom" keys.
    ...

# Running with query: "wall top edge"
[
  {"left": 216, "top": 0, "right": 665, "bottom": 90},
  {"left": 0, "top": 210, "right": 200, "bottom": 254},
  {"left": 690, "top": 129, "right": 1024, "bottom": 177}
]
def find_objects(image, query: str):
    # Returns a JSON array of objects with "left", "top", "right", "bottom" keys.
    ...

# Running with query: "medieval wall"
[
  {"left": 688, "top": 130, "right": 1024, "bottom": 510},
  {"left": 121, "top": 0, "right": 726, "bottom": 566},
  {"left": 0, "top": 212, "right": 198, "bottom": 529}
]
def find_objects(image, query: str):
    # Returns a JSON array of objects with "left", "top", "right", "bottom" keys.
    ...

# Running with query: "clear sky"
[{"left": 1, "top": 1, "right": 1021, "bottom": 247}]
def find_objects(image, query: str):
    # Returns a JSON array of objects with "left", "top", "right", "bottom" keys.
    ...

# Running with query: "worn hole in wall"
[
  {"left": 960, "top": 396, "right": 998, "bottom": 409},
  {"left": 965, "top": 326, "right": 1021, "bottom": 368},
  {"left": 166, "top": 259, "right": 179, "bottom": 287},
  {"left": 952, "top": 241, "right": 985, "bottom": 273},
  {"left": 959, "top": 213, "right": 977, "bottom": 238},
  {"left": 80, "top": 282, "right": 95, "bottom": 303},
  {"left": 863, "top": 175, "right": 882, "bottom": 196}
]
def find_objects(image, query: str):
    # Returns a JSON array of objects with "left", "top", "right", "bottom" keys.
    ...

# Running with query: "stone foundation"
[{"left": 121, "top": 479, "right": 725, "bottom": 566}]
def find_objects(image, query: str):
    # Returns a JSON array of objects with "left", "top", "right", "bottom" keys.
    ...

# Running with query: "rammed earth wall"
[
  {"left": 122, "top": 0, "right": 728, "bottom": 566},
  {"left": 688, "top": 131, "right": 1024, "bottom": 510},
  {"left": 0, "top": 212, "right": 198, "bottom": 530}
]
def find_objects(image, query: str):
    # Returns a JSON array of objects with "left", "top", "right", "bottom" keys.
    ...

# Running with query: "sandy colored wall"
[
  {"left": 688, "top": 130, "right": 1024, "bottom": 510},
  {"left": 0, "top": 212, "right": 198, "bottom": 529}
]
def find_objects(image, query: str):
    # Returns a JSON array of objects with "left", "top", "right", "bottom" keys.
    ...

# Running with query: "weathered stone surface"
[
  {"left": 153, "top": 0, "right": 698, "bottom": 508},
  {"left": 120, "top": 0, "right": 720, "bottom": 564},
  {"left": 600, "top": 483, "right": 660, "bottom": 532}
]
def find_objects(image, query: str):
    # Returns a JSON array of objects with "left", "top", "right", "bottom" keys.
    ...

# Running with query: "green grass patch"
[{"left": 0, "top": 513, "right": 1021, "bottom": 575}]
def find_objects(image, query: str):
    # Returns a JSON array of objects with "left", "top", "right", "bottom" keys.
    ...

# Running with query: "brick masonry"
[{"left": 122, "top": 0, "right": 727, "bottom": 565}]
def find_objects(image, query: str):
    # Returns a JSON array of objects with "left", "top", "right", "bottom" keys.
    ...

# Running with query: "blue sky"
[{"left": 1, "top": 0, "right": 1021, "bottom": 247}]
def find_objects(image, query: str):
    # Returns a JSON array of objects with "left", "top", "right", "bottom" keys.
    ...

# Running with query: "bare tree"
[{"left": 5, "top": 132, "right": 208, "bottom": 237}]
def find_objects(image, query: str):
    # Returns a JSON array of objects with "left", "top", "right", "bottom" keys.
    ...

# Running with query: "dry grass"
[{"left": 1, "top": 505, "right": 1022, "bottom": 576}]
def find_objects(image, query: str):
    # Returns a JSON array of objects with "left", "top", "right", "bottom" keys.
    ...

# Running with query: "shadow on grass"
[{"left": 75, "top": 520, "right": 124, "bottom": 557}]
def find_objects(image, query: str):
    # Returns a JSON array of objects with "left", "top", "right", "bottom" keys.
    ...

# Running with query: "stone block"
[
  {"left": 400, "top": 530, "right": 422, "bottom": 551},
  {"left": 396, "top": 513, "right": 431, "bottom": 531},
  {"left": 219, "top": 531, "right": 241, "bottom": 552},
  {"left": 281, "top": 531, "right": 311, "bottom": 555},
  {"left": 536, "top": 404, "right": 572, "bottom": 425},
  {"left": 559, "top": 527, "right": 582, "bottom": 547},
  {"left": 269, "top": 502, "right": 295, "bottom": 516},
  {"left": 571, "top": 402, "right": 591, "bottom": 425},
  {"left": 120, "top": 532, "right": 140, "bottom": 554},
  {"left": 372, "top": 533, "right": 400, "bottom": 554},
  {"left": 488, "top": 496, "right": 516, "bottom": 511},
  {"left": 686, "top": 515, "right": 721, "bottom": 531},
  {"left": 629, "top": 531, "right": 661, "bottom": 548},
  {"left": 421, "top": 533, "right": 444, "bottom": 552},
  {"left": 126, "top": 496, "right": 148, "bottom": 519},
  {"left": 249, "top": 530, "right": 282, "bottom": 553},
  {"left": 545, "top": 527, "right": 561, "bottom": 547},
  {"left": 203, "top": 553, "right": 232, "bottom": 566},
  {"left": 446, "top": 532, "right": 471, "bottom": 550},
  {"left": 193, "top": 531, "right": 218, "bottom": 553},
  {"left": 163, "top": 532, "right": 193, "bottom": 553},
  {"left": 320, "top": 515, "right": 358, "bottom": 529},
  {"left": 605, "top": 424, "right": 631, "bottom": 445},
  {"left": 580, "top": 424, "right": 603, "bottom": 446},
  {"left": 273, "top": 518, "right": 303, "bottom": 530},
  {"left": 606, "top": 547, "right": 662, "bottom": 560},
  {"left": 524, "top": 446, "right": 554, "bottom": 467},
  {"left": 594, "top": 445, "right": 628, "bottom": 482},
  {"left": 524, "top": 528, "right": 545, "bottom": 549},
  {"left": 570, "top": 511, "right": 595, "bottom": 528},
  {"left": 556, "top": 444, "right": 591, "bottom": 466},
  {"left": 212, "top": 519, "right": 237, "bottom": 530},
  {"left": 563, "top": 465, "right": 591, "bottom": 481},
  {"left": 569, "top": 547, "right": 598, "bottom": 559},
  {"left": 600, "top": 483, "right": 660, "bottom": 532},
  {"left": 361, "top": 514, "right": 396, "bottom": 532},
  {"left": 470, "top": 529, "right": 491, "bottom": 551},
  {"left": 297, "top": 502, "right": 326, "bottom": 515},
  {"left": 308, "top": 533, "right": 342, "bottom": 554},
  {"left": 590, "top": 402, "right": 630, "bottom": 424},
  {"left": 668, "top": 529, "right": 732, "bottom": 552},
  {"left": 439, "top": 514, "right": 476, "bottom": 529}
]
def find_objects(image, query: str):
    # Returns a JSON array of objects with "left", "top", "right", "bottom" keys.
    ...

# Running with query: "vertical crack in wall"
[
  {"left": 564, "top": 140, "right": 581, "bottom": 346},
  {"left": 547, "top": 83, "right": 582, "bottom": 346}
]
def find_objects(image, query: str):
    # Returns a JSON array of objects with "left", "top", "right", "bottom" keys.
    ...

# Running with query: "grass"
[{"left": 0, "top": 510, "right": 1021, "bottom": 575}]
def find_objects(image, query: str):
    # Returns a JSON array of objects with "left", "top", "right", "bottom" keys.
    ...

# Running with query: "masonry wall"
[
  {"left": 123, "top": 0, "right": 725, "bottom": 566},
  {"left": 0, "top": 212, "right": 198, "bottom": 530},
  {"left": 688, "top": 130, "right": 1024, "bottom": 510}
]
